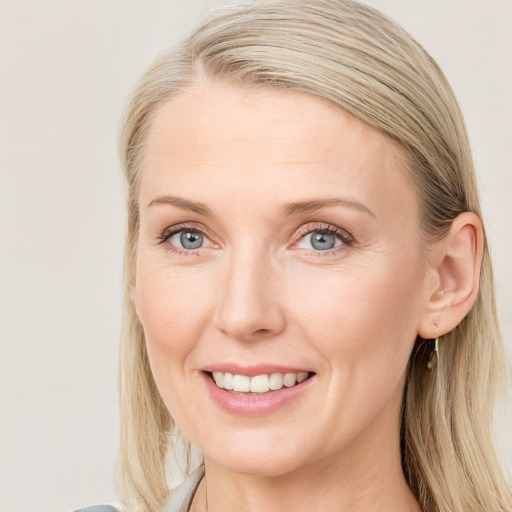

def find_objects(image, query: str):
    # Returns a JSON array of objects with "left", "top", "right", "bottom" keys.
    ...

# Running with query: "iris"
[
  {"left": 180, "top": 231, "right": 203, "bottom": 249},
  {"left": 310, "top": 232, "right": 336, "bottom": 250}
]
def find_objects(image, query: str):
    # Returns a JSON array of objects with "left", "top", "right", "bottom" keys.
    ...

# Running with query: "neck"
[{"left": 191, "top": 421, "right": 421, "bottom": 512}]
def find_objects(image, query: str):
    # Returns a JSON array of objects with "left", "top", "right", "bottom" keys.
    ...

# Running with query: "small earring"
[{"left": 427, "top": 337, "right": 439, "bottom": 370}]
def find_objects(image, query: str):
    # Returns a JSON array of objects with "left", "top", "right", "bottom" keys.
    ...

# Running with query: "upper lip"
[{"left": 202, "top": 364, "right": 313, "bottom": 377}]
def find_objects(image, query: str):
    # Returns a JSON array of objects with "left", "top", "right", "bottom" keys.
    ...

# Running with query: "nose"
[{"left": 212, "top": 247, "right": 286, "bottom": 342}]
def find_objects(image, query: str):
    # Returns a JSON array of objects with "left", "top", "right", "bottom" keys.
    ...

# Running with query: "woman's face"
[{"left": 135, "top": 81, "right": 434, "bottom": 476}]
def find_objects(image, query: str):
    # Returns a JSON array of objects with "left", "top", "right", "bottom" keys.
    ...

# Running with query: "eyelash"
[
  {"left": 293, "top": 223, "right": 354, "bottom": 257},
  {"left": 156, "top": 222, "right": 355, "bottom": 256},
  {"left": 155, "top": 223, "right": 210, "bottom": 255}
]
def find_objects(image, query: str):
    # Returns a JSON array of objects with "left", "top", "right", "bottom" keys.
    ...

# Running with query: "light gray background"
[{"left": 1, "top": 1, "right": 511, "bottom": 511}]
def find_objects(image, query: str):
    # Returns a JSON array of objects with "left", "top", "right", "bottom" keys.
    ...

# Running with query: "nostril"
[{"left": 253, "top": 328, "right": 270, "bottom": 336}]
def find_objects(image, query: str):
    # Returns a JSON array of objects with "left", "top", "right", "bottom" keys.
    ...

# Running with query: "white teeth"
[
  {"left": 297, "top": 372, "right": 308, "bottom": 383},
  {"left": 269, "top": 373, "right": 283, "bottom": 390},
  {"left": 212, "top": 371, "right": 224, "bottom": 387},
  {"left": 232, "top": 374, "right": 250, "bottom": 392},
  {"left": 211, "top": 371, "right": 310, "bottom": 393},
  {"left": 283, "top": 373, "right": 297, "bottom": 387},
  {"left": 223, "top": 372, "right": 234, "bottom": 390},
  {"left": 250, "top": 374, "right": 269, "bottom": 393}
]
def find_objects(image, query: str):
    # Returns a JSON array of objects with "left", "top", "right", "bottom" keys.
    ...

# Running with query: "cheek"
[
  {"left": 283, "top": 263, "right": 423, "bottom": 443},
  {"left": 134, "top": 259, "right": 217, "bottom": 420},
  {"left": 133, "top": 260, "right": 218, "bottom": 416},
  {"left": 286, "top": 261, "right": 423, "bottom": 373},
  {"left": 135, "top": 259, "right": 213, "bottom": 347}
]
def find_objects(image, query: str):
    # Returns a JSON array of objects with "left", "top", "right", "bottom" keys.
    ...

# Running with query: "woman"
[{"left": 79, "top": 0, "right": 511, "bottom": 511}]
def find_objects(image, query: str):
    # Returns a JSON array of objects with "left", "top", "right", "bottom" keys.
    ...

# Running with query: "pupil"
[
  {"left": 180, "top": 231, "right": 203, "bottom": 249},
  {"left": 311, "top": 232, "right": 335, "bottom": 250}
]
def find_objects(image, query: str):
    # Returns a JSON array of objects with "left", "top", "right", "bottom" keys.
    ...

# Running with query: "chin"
[
  {"left": 208, "top": 452, "right": 304, "bottom": 477},
  {"left": 199, "top": 431, "right": 314, "bottom": 477}
]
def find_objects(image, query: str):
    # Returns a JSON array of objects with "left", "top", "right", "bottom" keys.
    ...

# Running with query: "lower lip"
[{"left": 201, "top": 372, "right": 315, "bottom": 416}]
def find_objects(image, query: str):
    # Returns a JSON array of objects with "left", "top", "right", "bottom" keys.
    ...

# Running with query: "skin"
[{"left": 134, "top": 79, "right": 481, "bottom": 511}]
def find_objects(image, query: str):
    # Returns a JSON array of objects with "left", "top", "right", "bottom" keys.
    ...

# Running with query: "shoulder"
[
  {"left": 73, "top": 506, "right": 121, "bottom": 512},
  {"left": 72, "top": 468, "right": 204, "bottom": 512}
]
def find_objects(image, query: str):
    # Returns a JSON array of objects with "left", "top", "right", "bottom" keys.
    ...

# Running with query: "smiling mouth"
[{"left": 208, "top": 371, "right": 313, "bottom": 394}]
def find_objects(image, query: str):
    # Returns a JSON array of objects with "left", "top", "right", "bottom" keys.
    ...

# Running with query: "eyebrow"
[
  {"left": 146, "top": 195, "right": 212, "bottom": 215},
  {"left": 280, "top": 198, "right": 375, "bottom": 217},
  {"left": 146, "top": 195, "right": 374, "bottom": 218}
]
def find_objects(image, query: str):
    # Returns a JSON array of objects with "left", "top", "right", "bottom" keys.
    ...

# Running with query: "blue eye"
[
  {"left": 296, "top": 228, "right": 346, "bottom": 251},
  {"left": 168, "top": 230, "right": 207, "bottom": 250},
  {"left": 309, "top": 232, "right": 337, "bottom": 250}
]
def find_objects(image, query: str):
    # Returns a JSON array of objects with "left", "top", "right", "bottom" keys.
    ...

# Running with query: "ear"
[{"left": 417, "top": 212, "right": 484, "bottom": 339}]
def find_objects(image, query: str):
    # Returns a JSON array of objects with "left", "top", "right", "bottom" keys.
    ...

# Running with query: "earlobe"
[{"left": 417, "top": 212, "right": 484, "bottom": 339}]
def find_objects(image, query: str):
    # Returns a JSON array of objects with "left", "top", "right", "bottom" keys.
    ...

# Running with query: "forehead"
[{"left": 139, "top": 80, "right": 416, "bottom": 219}]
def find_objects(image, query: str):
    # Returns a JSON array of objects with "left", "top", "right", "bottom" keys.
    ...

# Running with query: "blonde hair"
[{"left": 117, "top": 1, "right": 511, "bottom": 510}]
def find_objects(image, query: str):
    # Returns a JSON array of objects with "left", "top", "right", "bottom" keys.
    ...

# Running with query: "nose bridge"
[{"left": 213, "top": 239, "right": 285, "bottom": 341}]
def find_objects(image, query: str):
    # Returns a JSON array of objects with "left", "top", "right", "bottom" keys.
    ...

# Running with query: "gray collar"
[{"left": 164, "top": 467, "right": 205, "bottom": 512}]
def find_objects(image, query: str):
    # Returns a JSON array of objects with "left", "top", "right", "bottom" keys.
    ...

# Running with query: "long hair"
[{"left": 117, "top": 1, "right": 511, "bottom": 510}]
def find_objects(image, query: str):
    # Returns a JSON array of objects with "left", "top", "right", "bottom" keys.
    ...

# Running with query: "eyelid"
[
  {"left": 290, "top": 222, "right": 355, "bottom": 253},
  {"left": 156, "top": 222, "right": 215, "bottom": 249},
  {"left": 293, "top": 222, "right": 354, "bottom": 242}
]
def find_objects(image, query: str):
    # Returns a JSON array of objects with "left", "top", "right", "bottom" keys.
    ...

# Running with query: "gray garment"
[
  {"left": 73, "top": 468, "right": 204, "bottom": 512},
  {"left": 164, "top": 467, "right": 204, "bottom": 512}
]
